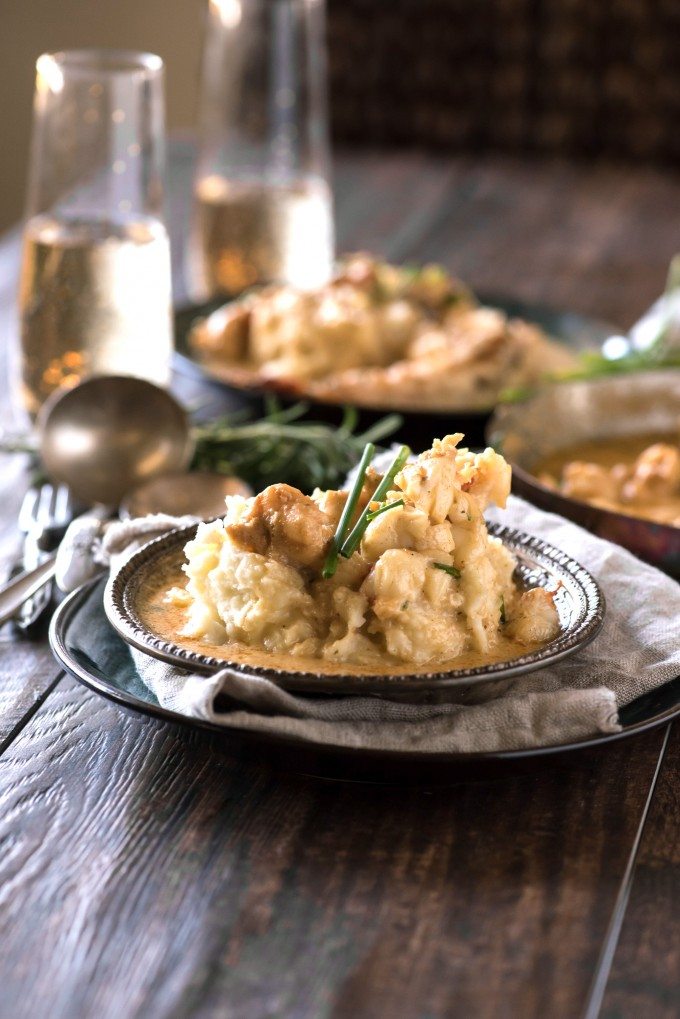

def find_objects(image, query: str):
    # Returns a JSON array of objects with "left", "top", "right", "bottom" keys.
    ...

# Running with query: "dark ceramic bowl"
[
  {"left": 104, "top": 521, "right": 604, "bottom": 704},
  {"left": 487, "top": 370, "right": 680, "bottom": 578}
]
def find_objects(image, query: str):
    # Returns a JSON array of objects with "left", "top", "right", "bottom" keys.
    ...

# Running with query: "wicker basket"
[{"left": 328, "top": 0, "right": 680, "bottom": 162}]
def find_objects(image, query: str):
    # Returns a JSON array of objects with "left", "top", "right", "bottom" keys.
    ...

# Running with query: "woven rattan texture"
[{"left": 328, "top": 0, "right": 680, "bottom": 163}]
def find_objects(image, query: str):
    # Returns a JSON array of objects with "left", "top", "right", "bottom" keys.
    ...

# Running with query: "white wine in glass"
[
  {"left": 20, "top": 215, "right": 172, "bottom": 416},
  {"left": 190, "top": 0, "right": 334, "bottom": 299},
  {"left": 193, "top": 175, "right": 333, "bottom": 296},
  {"left": 19, "top": 51, "right": 173, "bottom": 417}
]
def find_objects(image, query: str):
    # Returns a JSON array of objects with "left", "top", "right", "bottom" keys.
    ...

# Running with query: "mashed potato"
[
  {"left": 190, "top": 254, "right": 575, "bottom": 412},
  {"left": 174, "top": 435, "right": 560, "bottom": 669}
]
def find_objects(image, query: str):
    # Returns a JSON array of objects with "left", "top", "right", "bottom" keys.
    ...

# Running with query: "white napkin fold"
[{"left": 56, "top": 497, "right": 680, "bottom": 753}]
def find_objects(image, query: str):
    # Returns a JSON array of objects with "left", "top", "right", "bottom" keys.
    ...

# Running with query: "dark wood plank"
[
  {"left": 0, "top": 232, "right": 65, "bottom": 744},
  {"left": 599, "top": 724, "right": 680, "bottom": 1019},
  {"left": 165, "top": 144, "right": 680, "bottom": 328},
  {"left": 0, "top": 636, "right": 62, "bottom": 752},
  {"left": 0, "top": 674, "right": 669, "bottom": 1019},
  {"left": 382, "top": 157, "right": 680, "bottom": 328},
  {"left": 333, "top": 153, "right": 457, "bottom": 261},
  {"left": 0, "top": 152, "right": 679, "bottom": 1018},
  {"left": 0, "top": 383, "right": 63, "bottom": 750}
]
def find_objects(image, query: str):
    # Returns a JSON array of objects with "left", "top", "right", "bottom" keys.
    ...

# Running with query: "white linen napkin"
[{"left": 55, "top": 497, "right": 680, "bottom": 753}]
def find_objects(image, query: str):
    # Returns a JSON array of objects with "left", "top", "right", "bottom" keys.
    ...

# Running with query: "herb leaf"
[
  {"left": 339, "top": 445, "right": 411, "bottom": 559},
  {"left": 322, "top": 442, "right": 375, "bottom": 579},
  {"left": 365, "top": 498, "right": 405, "bottom": 522},
  {"left": 432, "top": 562, "right": 462, "bottom": 579},
  {"left": 500, "top": 593, "right": 506, "bottom": 623},
  {"left": 191, "top": 400, "right": 401, "bottom": 494}
]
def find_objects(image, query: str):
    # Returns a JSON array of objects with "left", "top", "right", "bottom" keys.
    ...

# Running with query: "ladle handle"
[{"left": 0, "top": 556, "right": 57, "bottom": 627}]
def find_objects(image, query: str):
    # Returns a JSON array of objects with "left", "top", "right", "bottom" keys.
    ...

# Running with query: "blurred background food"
[
  {"left": 488, "top": 370, "right": 680, "bottom": 574},
  {"left": 188, "top": 254, "right": 577, "bottom": 413},
  {"left": 1, "top": 0, "right": 679, "bottom": 232}
]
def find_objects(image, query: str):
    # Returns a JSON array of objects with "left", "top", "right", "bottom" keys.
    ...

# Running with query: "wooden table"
[{"left": 1, "top": 149, "right": 679, "bottom": 1019}]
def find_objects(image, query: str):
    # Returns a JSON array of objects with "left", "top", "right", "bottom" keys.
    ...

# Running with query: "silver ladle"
[
  {"left": 0, "top": 376, "right": 247, "bottom": 625},
  {"left": 39, "top": 375, "right": 195, "bottom": 506}
]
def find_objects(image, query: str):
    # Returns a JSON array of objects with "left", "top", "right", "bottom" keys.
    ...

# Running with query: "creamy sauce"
[
  {"left": 535, "top": 432, "right": 680, "bottom": 527},
  {"left": 135, "top": 550, "right": 545, "bottom": 677}
]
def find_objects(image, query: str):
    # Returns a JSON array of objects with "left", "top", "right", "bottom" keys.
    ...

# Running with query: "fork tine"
[
  {"left": 54, "top": 484, "right": 72, "bottom": 524},
  {"left": 17, "top": 487, "right": 40, "bottom": 532},
  {"left": 11, "top": 480, "right": 75, "bottom": 631},
  {"left": 37, "top": 483, "right": 56, "bottom": 527}
]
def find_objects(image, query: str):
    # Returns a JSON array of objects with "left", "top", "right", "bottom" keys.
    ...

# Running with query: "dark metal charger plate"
[{"left": 50, "top": 577, "right": 680, "bottom": 777}]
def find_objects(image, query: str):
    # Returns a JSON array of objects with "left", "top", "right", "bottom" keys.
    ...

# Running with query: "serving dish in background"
[
  {"left": 173, "top": 296, "right": 615, "bottom": 449},
  {"left": 487, "top": 369, "right": 680, "bottom": 577}
]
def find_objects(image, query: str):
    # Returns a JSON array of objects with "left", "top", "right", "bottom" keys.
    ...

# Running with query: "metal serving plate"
[
  {"left": 487, "top": 369, "right": 680, "bottom": 577},
  {"left": 103, "top": 521, "right": 604, "bottom": 702},
  {"left": 50, "top": 576, "right": 680, "bottom": 777},
  {"left": 173, "top": 297, "right": 615, "bottom": 449}
]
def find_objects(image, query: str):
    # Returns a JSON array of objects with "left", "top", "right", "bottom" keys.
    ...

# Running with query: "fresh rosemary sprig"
[
  {"left": 322, "top": 442, "right": 375, "bottom": 580},
  {"left": 192, "top": 400, "right": 401, "bottom": 495},
  {"left": 339, "top": 444, "right": 411, "bottom": 559},
  {"left": 432, "top": 562, "right": 462, "bottom": 579}
]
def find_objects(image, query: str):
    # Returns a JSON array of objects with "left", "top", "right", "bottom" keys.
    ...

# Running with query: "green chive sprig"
[
  {"left": 365, "top": 498, "right": 405, "bottom": 522},
  {"left": 322, "top": 442, "right": 376, "bottom": 579},
  {"left": 339, "top": 445, "right": 411, "bottom": 559},
  {"left": 432, "top": 562, "right": 462, "bottom": 579}
]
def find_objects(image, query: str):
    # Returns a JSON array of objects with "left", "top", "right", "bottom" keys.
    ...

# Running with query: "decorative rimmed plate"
[
  {"left": 50, "top": 577, "right": 679, "bottom": 778},
  {"left": 173, "top": 296, "right": 616, "bottom": 448},
  {"left": 103, "top": 521, "right": 605, "bottom": 701}
]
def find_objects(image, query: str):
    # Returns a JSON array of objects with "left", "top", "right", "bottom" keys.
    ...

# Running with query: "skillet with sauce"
[{"left": 535, "top": 432, "right": 680, "bottom": 527}]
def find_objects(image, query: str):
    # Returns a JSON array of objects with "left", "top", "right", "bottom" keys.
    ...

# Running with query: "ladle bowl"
[{"left": 38, "top": 376, "right": 194, "bottom": 506}]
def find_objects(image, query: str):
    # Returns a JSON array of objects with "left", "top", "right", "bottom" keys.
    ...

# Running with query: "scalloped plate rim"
[{"left": 103, "top": 521, "right": 606, "bottom": 695}]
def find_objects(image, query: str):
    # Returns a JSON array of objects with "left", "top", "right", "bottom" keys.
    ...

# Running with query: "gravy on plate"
[{"left": 136, "top": 556, "right": 544, "bottom": 677}]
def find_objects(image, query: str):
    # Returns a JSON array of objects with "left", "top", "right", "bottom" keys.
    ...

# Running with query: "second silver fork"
[{"left": 14, "top": 481, "right": 75, "bottom": 629}]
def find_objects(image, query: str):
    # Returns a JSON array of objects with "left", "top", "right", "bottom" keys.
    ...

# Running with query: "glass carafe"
[
  {"left": 189, "top": 0, "right": 334, "bottom": 300},
  {"left": 18, "top": 50, "right": 173, "bottom": 418}
]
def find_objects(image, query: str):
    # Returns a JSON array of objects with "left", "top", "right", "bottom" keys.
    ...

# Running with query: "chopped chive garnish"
[
  {"left": 432, "top": 562, "right": 462, "bottom": 579},
  {"left": 322, "top": 442, "right": 376, "bottom": 579},
  {"left": 339, "top": 445, "right": 411, "bottom": 559},
  {"left": 365, "top": 498, "right": 405, "bottom": 522},
  {"left": 500, "top": 594, "right": 506, "bottom": 624}
]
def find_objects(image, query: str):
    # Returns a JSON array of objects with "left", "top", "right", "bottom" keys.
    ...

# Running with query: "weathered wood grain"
[
  {"left": 0, "top": 151, "right": 679, "bottom": 1019},
  {"left": 599, "top": 724, "right": 680, "bottom": 1019},
  {"left": 0, "top": 448, "right": 67, "bottom": 747},
  {"left": 0, "top": 675, "right": 669, "bottom": 1019},
  {"left": 0, "top": 235, "right": 65, "bottom": 744},
  {"left": 404, "top": 158, "right": 680, "bottom": 328}
]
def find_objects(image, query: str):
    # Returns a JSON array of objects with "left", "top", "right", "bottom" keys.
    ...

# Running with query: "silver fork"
[{"left": 13, "top": 482, "right": 75, "bottom": 629}]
